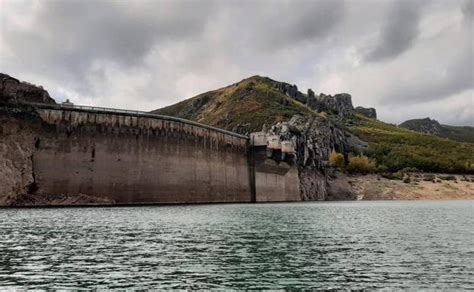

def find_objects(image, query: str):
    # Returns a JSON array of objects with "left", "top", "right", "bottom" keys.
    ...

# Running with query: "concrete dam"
[{"left": 28, "top": 103, "right": 300, "bottom": 204}]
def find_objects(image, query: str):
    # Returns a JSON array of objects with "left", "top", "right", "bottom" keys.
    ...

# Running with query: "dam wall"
[
  {"left": 251, "top": 147, "right": 301, "bottom": 202},
  {"left": 32, "top": 105, "right": 252, "bottom": 204}
]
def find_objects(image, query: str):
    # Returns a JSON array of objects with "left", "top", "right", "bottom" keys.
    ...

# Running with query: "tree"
[{"left": 329, "top": 150, "right": 345, "bottom": 171}]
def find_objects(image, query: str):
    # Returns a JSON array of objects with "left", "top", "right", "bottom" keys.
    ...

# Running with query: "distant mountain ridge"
[{"left": 399, "top": 118, "right": 474, "bottom": 143}]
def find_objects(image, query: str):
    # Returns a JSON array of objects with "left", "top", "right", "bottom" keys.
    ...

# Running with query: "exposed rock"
[
  {"left": 0, "top": 73, "right": 55, "bottom": 104},
  {"left": 0, "top": 106, "right": 41, "bottom": 205},
  {"left": 277, "top": 83, "right": 299, "bottom": 98},
  {"left": 355, "top": 106, "right": 377, "bottom": 119},
  {"left": 264, "top": 114, "right": 358, "bottom": 200},
  {"left": 399, "top": 117, "right": 443, "bottom": 136},
  {"left": 315, "top": 93, "right": 354, "bottom": 117}
]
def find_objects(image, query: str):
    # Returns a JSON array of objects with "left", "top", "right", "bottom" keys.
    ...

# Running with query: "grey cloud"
[
  {"left": 462, "top": 0, "right": 473, "bottom": 19},
  {"left": 1, "top": 0, "right": 472, "bottom": 126},
  {"left": 364, "top": 0, "right": 425, "bottom": 62},
  {"left": 1, "top": 0, "right": 217, "bottom": 94},
  {"left": 231, "top": 0, "right": 345, "bottom": 50}
]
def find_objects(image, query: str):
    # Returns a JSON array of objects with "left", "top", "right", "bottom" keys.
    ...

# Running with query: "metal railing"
[{"left": 23, "top": 102, "right": 249, "bottom": 139}]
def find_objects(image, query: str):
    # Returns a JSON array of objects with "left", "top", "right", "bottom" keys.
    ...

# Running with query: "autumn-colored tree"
[{"left": 329, "top": 150, "right": 345, "bottom": 171}]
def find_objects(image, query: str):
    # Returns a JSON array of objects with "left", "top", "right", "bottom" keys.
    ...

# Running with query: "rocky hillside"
[
  {"left": 0, "top": 74, "right": 57, "bottom": 205},
  {"left": 153, "top": 76, "right": 376, "bottom": 134},
  {"left": 1, "top": 73, "right": 55, "bottom": 105},
  {"left": 155, "top": 75, "right": 474, "bottom": 174},
  {"left": 399, "top": 118, "right": 474, "bottom": 143}
]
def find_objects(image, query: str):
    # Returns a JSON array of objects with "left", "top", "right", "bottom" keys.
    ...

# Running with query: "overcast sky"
[{"left": 1, "top": 0, "right": 473, "bottom": 125}]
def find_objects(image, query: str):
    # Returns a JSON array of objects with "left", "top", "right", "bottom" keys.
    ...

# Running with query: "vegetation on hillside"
[
  {"left": 399, "top": 117, "right": 474, "bottom": 143},
  {"left": 154, "top": 75, "right": 474, "bottom": 174},
  {"left": 349, "top": 115, "right": 474, "bottom": 174},
  {"left": 153, "top": 76, "right": 318, "bottom": 132},
  {"left": 439, "top": 125, "right": 474, "bottom": 144}
]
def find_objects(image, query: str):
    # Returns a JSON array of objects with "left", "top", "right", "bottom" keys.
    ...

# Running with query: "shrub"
[
  {"left": 403, "top": 177, "right": 411, "bottom": 183},
  {"left": 346, "top": 154, "right": 377, "bottom": 174},
  {"left": 377, "top": 164, "right": 388, "bottom": 173},
  {"left": 329, "top": 150, "right": 345, "bottom": 171}
]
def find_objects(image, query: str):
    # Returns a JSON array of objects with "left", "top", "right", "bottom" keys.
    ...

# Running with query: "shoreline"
[
  {"left": 2, "top": 173, "right": 473, "bottom": 208},
  {"left": 346, "top": 173, "right": 474, "bottom": 200}
]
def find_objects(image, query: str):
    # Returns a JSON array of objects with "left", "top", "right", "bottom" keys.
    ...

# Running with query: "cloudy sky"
[{"left": 1, "top": 0, "right": 473, "bottom": 125}]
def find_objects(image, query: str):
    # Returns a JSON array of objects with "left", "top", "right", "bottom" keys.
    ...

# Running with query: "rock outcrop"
[
  {"left": 1, "top": 73, "right": 55, "bottom": 104},
  {"left": 399, "top": 117, "right": 443, "bottom": 136},
  {"left": 315, "top": 93, "right": 354, "bottom": 117},
  {"left": 355, "top": 106, "right": 377, "bottom": 119},
  {"left": 264, "top": 115, "right": 357, "bottom": 200},
  {"left": 0, "top": 73, "right": 56, "bottom": 205},
  {"left": 0, "top": 106, "right": 40, "bottom": 205},
  {"left": 272, "top": 81, "right": 355, "bottom": 118}
]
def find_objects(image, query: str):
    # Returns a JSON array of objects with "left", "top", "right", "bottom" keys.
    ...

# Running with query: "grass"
[
  {"left": 154, "top": 76, "right": 319, "bottom": 132},
  {"left": 349, "top": 115, "right": 474, "bottom": 174}
]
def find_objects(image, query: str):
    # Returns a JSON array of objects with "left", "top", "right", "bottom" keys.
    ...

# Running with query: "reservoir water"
[{"left": 0, "top": 200, "right": 473, "bottom": 289}]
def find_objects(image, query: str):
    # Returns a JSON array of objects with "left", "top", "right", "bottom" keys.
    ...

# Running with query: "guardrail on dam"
[{"left": 26, "top": 102, "right": 300, "bottom": 204}]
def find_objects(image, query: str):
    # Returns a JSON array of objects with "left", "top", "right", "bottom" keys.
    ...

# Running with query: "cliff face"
[
  {"left": 0, "top": 106, "right": 40, "bottom": 205},
  {"left": 0, "top": 74, "right": 56, "bottom": 205},
  {"left": 355, "top": 106, "right": 377, "bottom": 119},
  {"left": 263, "top": 115, "right": 358, "bottom": 200}
]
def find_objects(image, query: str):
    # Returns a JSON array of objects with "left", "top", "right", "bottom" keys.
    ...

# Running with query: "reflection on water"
[{"left": 0, "top": 200, "right": 473, "bottom": 289}]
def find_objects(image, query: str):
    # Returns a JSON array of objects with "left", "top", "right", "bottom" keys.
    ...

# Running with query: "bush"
[
  {"left": 329, "top": 150, "right": 345, "bottom": 171},
  {"left": 403, "top": 177, "right": 411, "bottom": 183},
  {"left": 439, "top": 175, "right": 457, "bottom": 181},
  {"left": 346, "top": 154, "right": 377, "bottom": 174}
]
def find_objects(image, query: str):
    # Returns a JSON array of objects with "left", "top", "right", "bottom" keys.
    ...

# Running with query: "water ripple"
[{"left": 0, "top": 200, "right": 473, "bottom": 289}]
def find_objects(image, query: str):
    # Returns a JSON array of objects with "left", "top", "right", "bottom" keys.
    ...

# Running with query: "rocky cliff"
[
  {"left": 1, "top": 73, "right": 55, "bottom": 105},
  {"left": 271, "top": 80, "right": 355, "bottom": 118},
  {"left": 0, "top": 74, "right": 57, "bottom": 205},
  {"left": 0, "top": 106, "right": 41, "bottom": 205},
  {"left": 259, "top": 115, "right": 360, "bottom": 200},
  {"left": 355, "top": 106, "right": 377, "bottom": 119}
]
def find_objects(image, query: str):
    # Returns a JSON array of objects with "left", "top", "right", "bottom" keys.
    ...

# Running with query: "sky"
[{"left": 1, "top": 0, "right": 473, "bottom": 126}]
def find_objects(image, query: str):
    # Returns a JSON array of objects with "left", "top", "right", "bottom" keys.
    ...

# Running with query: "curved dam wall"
[{"left": 32, "top": 106, "right": 253, "bottom": 204}]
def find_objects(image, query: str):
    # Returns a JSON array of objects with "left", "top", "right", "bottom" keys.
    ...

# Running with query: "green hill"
[
  {"left": 153, "top": 76, "right": 318, "bottom": 133},
  {"left": 153, "top": 76, "right": 474, "bottom": 174},
  {"left": 349, "top": 115, "right": 474, "bottom": 173}
]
